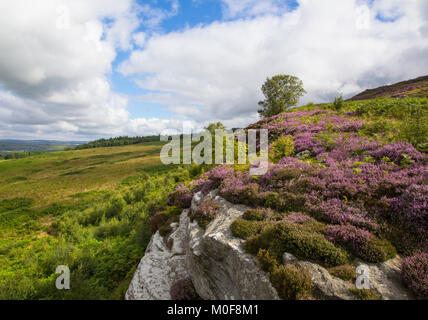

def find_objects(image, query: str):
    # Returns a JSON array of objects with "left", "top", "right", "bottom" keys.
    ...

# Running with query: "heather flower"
[
  {"left": 401, "top": 253, "right": 428, "bottom": 299},
  {"left": 324, "top": 225, "right": 396, "bottom": 262},
  {"left": 371, "top": 142, "right": 425, "bottom": 164}
]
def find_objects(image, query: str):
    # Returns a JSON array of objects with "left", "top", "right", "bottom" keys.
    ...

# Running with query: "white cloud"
[
  {"left": 121, "top": 0, "right": 428, "bottom": 127},
  {"left": 0, "top": 0, "right": 427, "bottom": 140},
  {"left": 0, "top": 0, "right": 183, "bottom": 140}
]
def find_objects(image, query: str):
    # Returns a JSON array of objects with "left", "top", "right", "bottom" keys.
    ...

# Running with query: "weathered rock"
[
  {"left": 125, "top": 211, "right": 189, "bottom": 300},
  {"left": 185, "top": 191, "right": 279, "bottom": 300},
  {"left": 126, "top": 191, "right": 412, "bottom": 300},
  {"left": 353, "top": 258, "right": 410, "bottom": 300}
]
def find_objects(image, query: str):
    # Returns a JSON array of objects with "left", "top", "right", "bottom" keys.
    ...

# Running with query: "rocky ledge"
[{"left": 126, "top": 191, "right": 410, "bottom": 300}]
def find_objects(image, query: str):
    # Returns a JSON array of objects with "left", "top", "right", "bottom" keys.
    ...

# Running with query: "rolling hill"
[{"left": 349, "top": 75, "right": 428, "bottom": 101}]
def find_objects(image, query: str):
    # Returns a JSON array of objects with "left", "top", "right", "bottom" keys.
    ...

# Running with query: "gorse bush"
[{"left": 269, "top": 135, "right": 295, "bottom": 163}]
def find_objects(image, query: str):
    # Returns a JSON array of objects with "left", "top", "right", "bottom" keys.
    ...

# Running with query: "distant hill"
[
  {"left": 74, "top": 135, "right": 160, "bottom": 150},
  {"left": 0, "top": 139, "right": 84, "bottom": 155},
  {"left": 348, "top": 75, "right": 428, "bottom": 101}
]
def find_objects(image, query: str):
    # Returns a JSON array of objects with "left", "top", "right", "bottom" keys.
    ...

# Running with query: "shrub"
[
  {"left": 245, "top": 221, "right": 349, "bottom": 267},
  {"left": 328, "top": 265, "right": 356, "bottom": 281},
  {"left": 257, "top": 249, "right": 278, "bottom": 273},
  {"left": 333, "top": 95, "right": 344, "bottom": 112},
  {"left": 189, "top": 198, "right": 220, "bottom": 229},
  {"left": 243, "top": 208, "right": 282, "bottom": 222},
  {"left": 269, "top": 265, "right": 313, "bottom": 300},
  {"left": 231, "top": 219, "right": 269, "bottom": 240},
  {"left": 170, "top": 278, "right": 201, "bottom": 300},
  {"left": 324, "top": 225, "right": 396, "bottom": 263},
  {"left": 269, "top": 135, "right": 295, "bottom": 163},
  {"left": 167, "top": 184, "right": 193, "bottom": 208},
  {"left": 349, "top": 288, "right": 382, "bottom": 300},
  {"left": 400, "top": 253, "right": 428, "bottom": 299}
]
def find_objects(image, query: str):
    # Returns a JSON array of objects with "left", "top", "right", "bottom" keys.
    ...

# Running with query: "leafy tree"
[
  {"left": 204, "top": 122, "right": 226, "bottom": 135},
  {"left": 258, "top": 75, "right": 306, "bottom": 117}
]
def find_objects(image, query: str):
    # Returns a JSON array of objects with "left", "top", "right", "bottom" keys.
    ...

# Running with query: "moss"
[
  {"left": 243, "top": 208, "right": 283, "bottom": 222},
  {"left": 349, "top": 288, "right": 382, "bottom": 300},
  {"left": 328, "top": 265, "right": 356, "bottom": 281},
  {"left": 244, "top": 221, "right": 349, "bottom": 267},
  {"left": 258, "top": 192, "right": 280, "bottom": 209},
  {"left": 243, "top": 209, "right": 265, "bottom": 221},
  {"left": 257, "top": 249, "right": 278, "bottom": 273},
  {"left": 269, "top": 265, "right": 313, "bottom": 300},
  {"left": 230, "top": 219, "right": 270, "bottom": 240}
]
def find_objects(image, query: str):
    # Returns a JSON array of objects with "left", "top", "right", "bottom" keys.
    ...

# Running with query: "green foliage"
[
  {"left": 328, "top": 265, "right": 356, "bottom": 281},
  {"left": 269, "top": 265, "right": 313, "bottom": 300},
  {"left": 257, "top": 249, "right": 278, "bottom": 273},
  {"left": 204, "top": 122, "right": 226, "bottom": 136},
  {"left": 74, "top": 136, "right": 160, "bottom": 150},
  {"left": 0, "top": 161, "right": 196, "bottom": 300},
  {"left": 269, "top": 135, "right": 295, "bottom": 163},
  {"left": 258, "top": 74, "right": 306, "bottom": 117},
  {"left": 349, "top": 288, "right": 382, "bottom": 300},
  {"left": 230, "top": 219, "right": 269, "bottom": 240},
  {"left": 332, "top": 95, "right": 344, "bottom": 112},
  {"left": 244, "top": 221, "right": 349, "bottom": 267}
]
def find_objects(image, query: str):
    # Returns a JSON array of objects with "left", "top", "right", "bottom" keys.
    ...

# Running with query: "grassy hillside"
[
  {"left": 349, "top": 75, "right": 428, "bottom": 101},
  {"left": 0, "top": 140, "right": 209, "bottom": 299},
  {"left": 1, "top": 96, "right": 427, "bottom": 300},
  {"left": 166, "top": 97, "right": 428, "bottom": 300}
]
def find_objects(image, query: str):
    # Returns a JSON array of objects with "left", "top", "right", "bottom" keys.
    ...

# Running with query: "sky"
[{"left": 0, "top": 0, "right": 427, "bottom": 141}]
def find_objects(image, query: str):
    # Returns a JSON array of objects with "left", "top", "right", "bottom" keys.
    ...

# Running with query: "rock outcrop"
[{"left": 126, "top": 191, "right": 410, "bottom": 300}]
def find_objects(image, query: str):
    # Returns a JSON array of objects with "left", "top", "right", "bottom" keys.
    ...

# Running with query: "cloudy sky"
[{"left": 0, "top": 0, "right": 427, "bottom": 140}]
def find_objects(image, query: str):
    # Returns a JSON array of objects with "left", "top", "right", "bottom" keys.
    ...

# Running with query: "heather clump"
[
  {"left": 190, "top": 198, "right": 220, "bottom": 229},
  {"left": 269, "top": 265, "right": 313, "bottom": 300},
  {"left": 244, "top": 221, "right": 349, "bottom": 267},
  {"left": 324, "top": 225, "right": 396, "bottom": 263},
  {"left": 165, "top": 103, "right": 427, "bottom": 299},
  {"left": 400, "top": 253, "right": 428, "bottom": 299}
]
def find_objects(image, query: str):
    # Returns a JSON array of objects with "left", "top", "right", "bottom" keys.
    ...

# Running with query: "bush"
[
  {"left": 269, "top": 135, "right": 295, "bottom": 163},
  {"left": 269, "top": 265, "right": 313, "bottom": 300},
  {"left": 349, "top": 288, "right": 382, "bottom": 300},
  {"left": 257, "top": 249, "right": 278, "bottom": 273},
  {"left": 328, "top": 265, "right": 356, "bottom": 281},
  {"left": 333, "top": 95, "right": 344, "bottom": 112},
  {"left": 244, "top": 221, "right": 349, "bottom": 267},
  {"left": 400, "top": 253, "right": 428, "bottom": 299},
  {"left": 170, "top": 278, "right": 201, "bottom": 300},
  {"left": 324, "top": 225, "right": 396, "bottom": 263},
  {"left": 189, "top": 198, "right": 220, "bottom": 229},
  {"left": 231, "top": 219, "right": 269, "bottom": 240}
]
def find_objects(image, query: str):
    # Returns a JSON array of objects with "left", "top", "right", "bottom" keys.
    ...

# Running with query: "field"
[
  {"left": 0, "top": 141, "right": 166, "bottom": 208},
  {"left": 0, "top": 140, "right": 207, "bottom": 299}
]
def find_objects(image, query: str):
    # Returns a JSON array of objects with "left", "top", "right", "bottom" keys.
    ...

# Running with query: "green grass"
[{"left": 0, "top": 140, "right": 206, "bottom": 300}]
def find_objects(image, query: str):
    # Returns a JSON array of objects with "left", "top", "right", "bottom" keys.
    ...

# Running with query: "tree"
[
  {"left": 204, "top": 122, "right": 226, "bottom": 135},
  {"left": 258, "top": 75, "right": 306, "bottom": 118}
]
